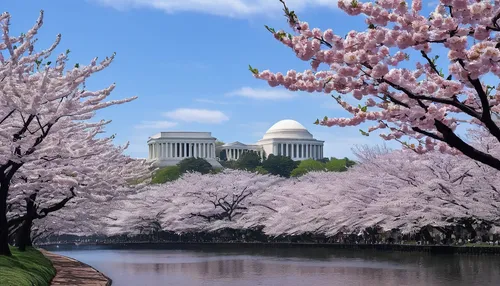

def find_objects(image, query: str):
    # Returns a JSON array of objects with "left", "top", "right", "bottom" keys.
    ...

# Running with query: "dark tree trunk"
[
  {"left": 0, "top": 183, "right": 11, "bottom": 256},
  {"left": 16, "top": 193, "right": 37, "bottom": 251},
  {"left": 16, "top": 218, "right": 33, "bottom": 251}
]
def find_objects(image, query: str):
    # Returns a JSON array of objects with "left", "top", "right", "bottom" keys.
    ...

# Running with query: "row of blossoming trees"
[
  {"left": 0, "top": 12, "right": 150, "bottom": 256},
  {"left": 36, "top": 130, "right": 500, "bottom": 245}
]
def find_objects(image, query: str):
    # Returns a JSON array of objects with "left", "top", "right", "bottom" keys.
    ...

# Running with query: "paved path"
[{"left": 40, "top": 249, "right": 112, "bottom": 286}]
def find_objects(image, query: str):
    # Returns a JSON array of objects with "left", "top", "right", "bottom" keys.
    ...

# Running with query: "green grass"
[{"left": 0, "top": 246, "right": 56, "bottom": 286}]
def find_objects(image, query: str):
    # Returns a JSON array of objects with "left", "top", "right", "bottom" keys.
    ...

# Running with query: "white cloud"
[
  {"left": 226, "top": 87, "right": 297, "bottom": 100},
  {"left": 91, "top": 0, "right": 338, "bottom": 18},
  {"left": 195, "top": 98, "right": 230, "bottom": 105},
  {"left": 134, "top": 120, "right": 178, "bottom": 129},
  {"left": 163, "top": 108, "right": 229, "bottom": 124}
]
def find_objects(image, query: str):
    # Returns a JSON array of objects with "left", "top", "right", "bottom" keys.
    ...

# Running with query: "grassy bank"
[{"left": 0, "top": 246, "right": 56, "bottom": 286}]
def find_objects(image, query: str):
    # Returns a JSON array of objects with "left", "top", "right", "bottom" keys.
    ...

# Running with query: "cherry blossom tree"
[
  {"left": 102, "top": 170, "right": 285, "bottom": 236},
  {"left": 0, "top": 11, "right": 136, "bottom": 255},
  {"left": 7, "top": 124, "right": 150, "bottom": 250},
  {"left": 252, "top": 0, "right": 500, "bottom": 170}
]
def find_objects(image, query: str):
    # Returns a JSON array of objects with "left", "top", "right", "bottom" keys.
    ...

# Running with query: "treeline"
[{"left": 152, "top": 152, "right": 356, "bottom": 184}]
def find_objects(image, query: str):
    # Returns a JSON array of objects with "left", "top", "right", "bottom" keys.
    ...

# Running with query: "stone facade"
[
  {"left": 219, "top": 119, "right": 324, "bottom": 161},
  {"left": 147, "top": 132, "right": 222, "bottom": 168},
  {"left": 147, "top": 119, "right": 324, "bottom": 167}
]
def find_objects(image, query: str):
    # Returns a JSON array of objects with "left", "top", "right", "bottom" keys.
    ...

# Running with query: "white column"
[{"left": 212, "top": 143, "right": 215, "bottom": 158}]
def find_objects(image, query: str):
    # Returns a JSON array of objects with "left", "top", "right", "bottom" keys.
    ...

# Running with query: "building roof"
[
  {"left": 261, "top": 119, "right": 314, "bottom": 140},
  {"left": 267, "top": 119, "right": 307, "bottom": 132}
]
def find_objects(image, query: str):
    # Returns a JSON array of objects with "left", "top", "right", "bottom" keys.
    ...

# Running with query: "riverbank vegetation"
[
  {"left": 36, "top": 130, "right": 500, "bottom": 247},
  {"left": 0, "top": 246, "right": 55, "bottom": 286}
]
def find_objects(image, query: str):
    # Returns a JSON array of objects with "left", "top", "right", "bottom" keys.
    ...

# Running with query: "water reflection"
[{"left": 50, "top": 246, "right": 500, "bottom": 286}]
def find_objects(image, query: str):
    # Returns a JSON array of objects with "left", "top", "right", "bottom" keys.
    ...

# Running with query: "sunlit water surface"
[{"left": 47, "top": 245, "right": 500, "bottom": 286}]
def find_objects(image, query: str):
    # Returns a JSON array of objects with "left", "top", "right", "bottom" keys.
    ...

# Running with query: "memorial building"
[{"left": 147, "top": 119, "right": 324, "bottom": 168}]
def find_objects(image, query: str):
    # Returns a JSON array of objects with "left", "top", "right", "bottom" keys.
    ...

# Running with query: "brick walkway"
[{"left": 40, "top": 249, "right": 112, "bottom": 286}]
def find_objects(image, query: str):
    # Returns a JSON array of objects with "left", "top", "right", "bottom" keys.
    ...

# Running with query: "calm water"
[{"left": 47, "top": 245, "right": 500, "bottom": 286}]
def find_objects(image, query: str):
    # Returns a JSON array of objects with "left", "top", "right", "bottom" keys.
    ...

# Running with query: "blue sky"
[{"left": 3, "top": 0, "right": 446, "bottom": 159}]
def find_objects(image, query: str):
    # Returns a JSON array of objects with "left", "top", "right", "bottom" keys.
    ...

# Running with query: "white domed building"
[
  {"left": 220, "top": 119, "right": 324, "bottom": 161},
  {"left": 147, "top": 119, "right": 324, "bottom": 167}
]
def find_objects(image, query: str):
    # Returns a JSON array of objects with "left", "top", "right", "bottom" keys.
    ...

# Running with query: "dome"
[
  {"left": 267, "top": 119, "right": 307, "bottom": 132},
  {"left": 262, "top": 119, "right": 313, "bottom": 140}
]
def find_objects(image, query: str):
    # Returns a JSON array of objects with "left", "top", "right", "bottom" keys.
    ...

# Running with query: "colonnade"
[
  {"left": 225, "top": 148, "right": 264, "bottom": 161},
  {"left": 149, "top": 141, "right": 215, "bottom": 160},
  {"left": 273, "top": 142, "right": 323, "bottom": 160}
]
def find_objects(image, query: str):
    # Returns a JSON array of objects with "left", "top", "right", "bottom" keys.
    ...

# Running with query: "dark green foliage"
[
  {"left": 0, "top": 246, "right": 56, "bottom": 286},
  {"left": 220, "top": 160, "right": 238, "bottom": 169},
  {"left": 151, "top": 166, "right": 181, "bottom": 184},
  {"left": 177, "top": 157, "right": 213, "bottom": 175},
  {"left": 262, "top": 155, "right": 297, "bottom": 178},
  {"left": 236, "top": 151, "right": 262, "bottom": 171},
  {"left": 219, "top": 149, "right": 227, "bottom": 161},
  {"left": 317, "top": 157, "right": 330, "bottom": 163}
]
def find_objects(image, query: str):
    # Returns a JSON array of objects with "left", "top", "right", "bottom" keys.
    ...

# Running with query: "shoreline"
[
  {"left": 39, "top": 249, "right": 112, "bottom": 286},
  {"left": 40, "top": 241, "right": 500, "bottom": 255}
]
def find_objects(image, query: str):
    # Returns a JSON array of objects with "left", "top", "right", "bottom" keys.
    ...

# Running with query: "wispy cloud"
[
  {"left": 134, "top": 120, "right": 178, "bottom": 129},
  {"left": 91, "top": 0, "right": 338, "bottom": 18},
  {"left": 194, "top": 98, "right": 230, "bottom": 105},
  {"left": 163, "top": 108, "right": 229, "bottom": 124},
  {"left": 226, "top": 87, "right": 297, "bottom": 100}
]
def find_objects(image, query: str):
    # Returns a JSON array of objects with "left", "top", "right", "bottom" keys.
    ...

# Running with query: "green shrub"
[
  {"left": 255, "top": 166, "right": 269, "bottom": 175},
  {"left": 290, "top": 167, "right": 308, "bottom": 177},
  {"left": 236, "top": 152, "right": 262, "bottom": 171},
  {"left": 325, "top": 157, "right": 356, "bottom": 172},
  {"left": 0, "top": 246, "right": 56, "bottom": 286},
  {"left": 262, "top": 155, "right": 297, "bottom": 178},
  {"left": 290, "top": 159, "right": 326, "bottom": 177},
  {"left": 151, "top": 166, "right": 181, "bottom": 184},
  {"left": 178, "top": 157, "right": 213, "bottom": 174},
  {"left": 220, "top": 160, "right": 238, "bottom": 169}
]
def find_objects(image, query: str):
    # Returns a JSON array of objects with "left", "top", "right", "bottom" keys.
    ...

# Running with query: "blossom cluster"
[{"left": 253, "top": 0, "right": 500, "bottom": 168}]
